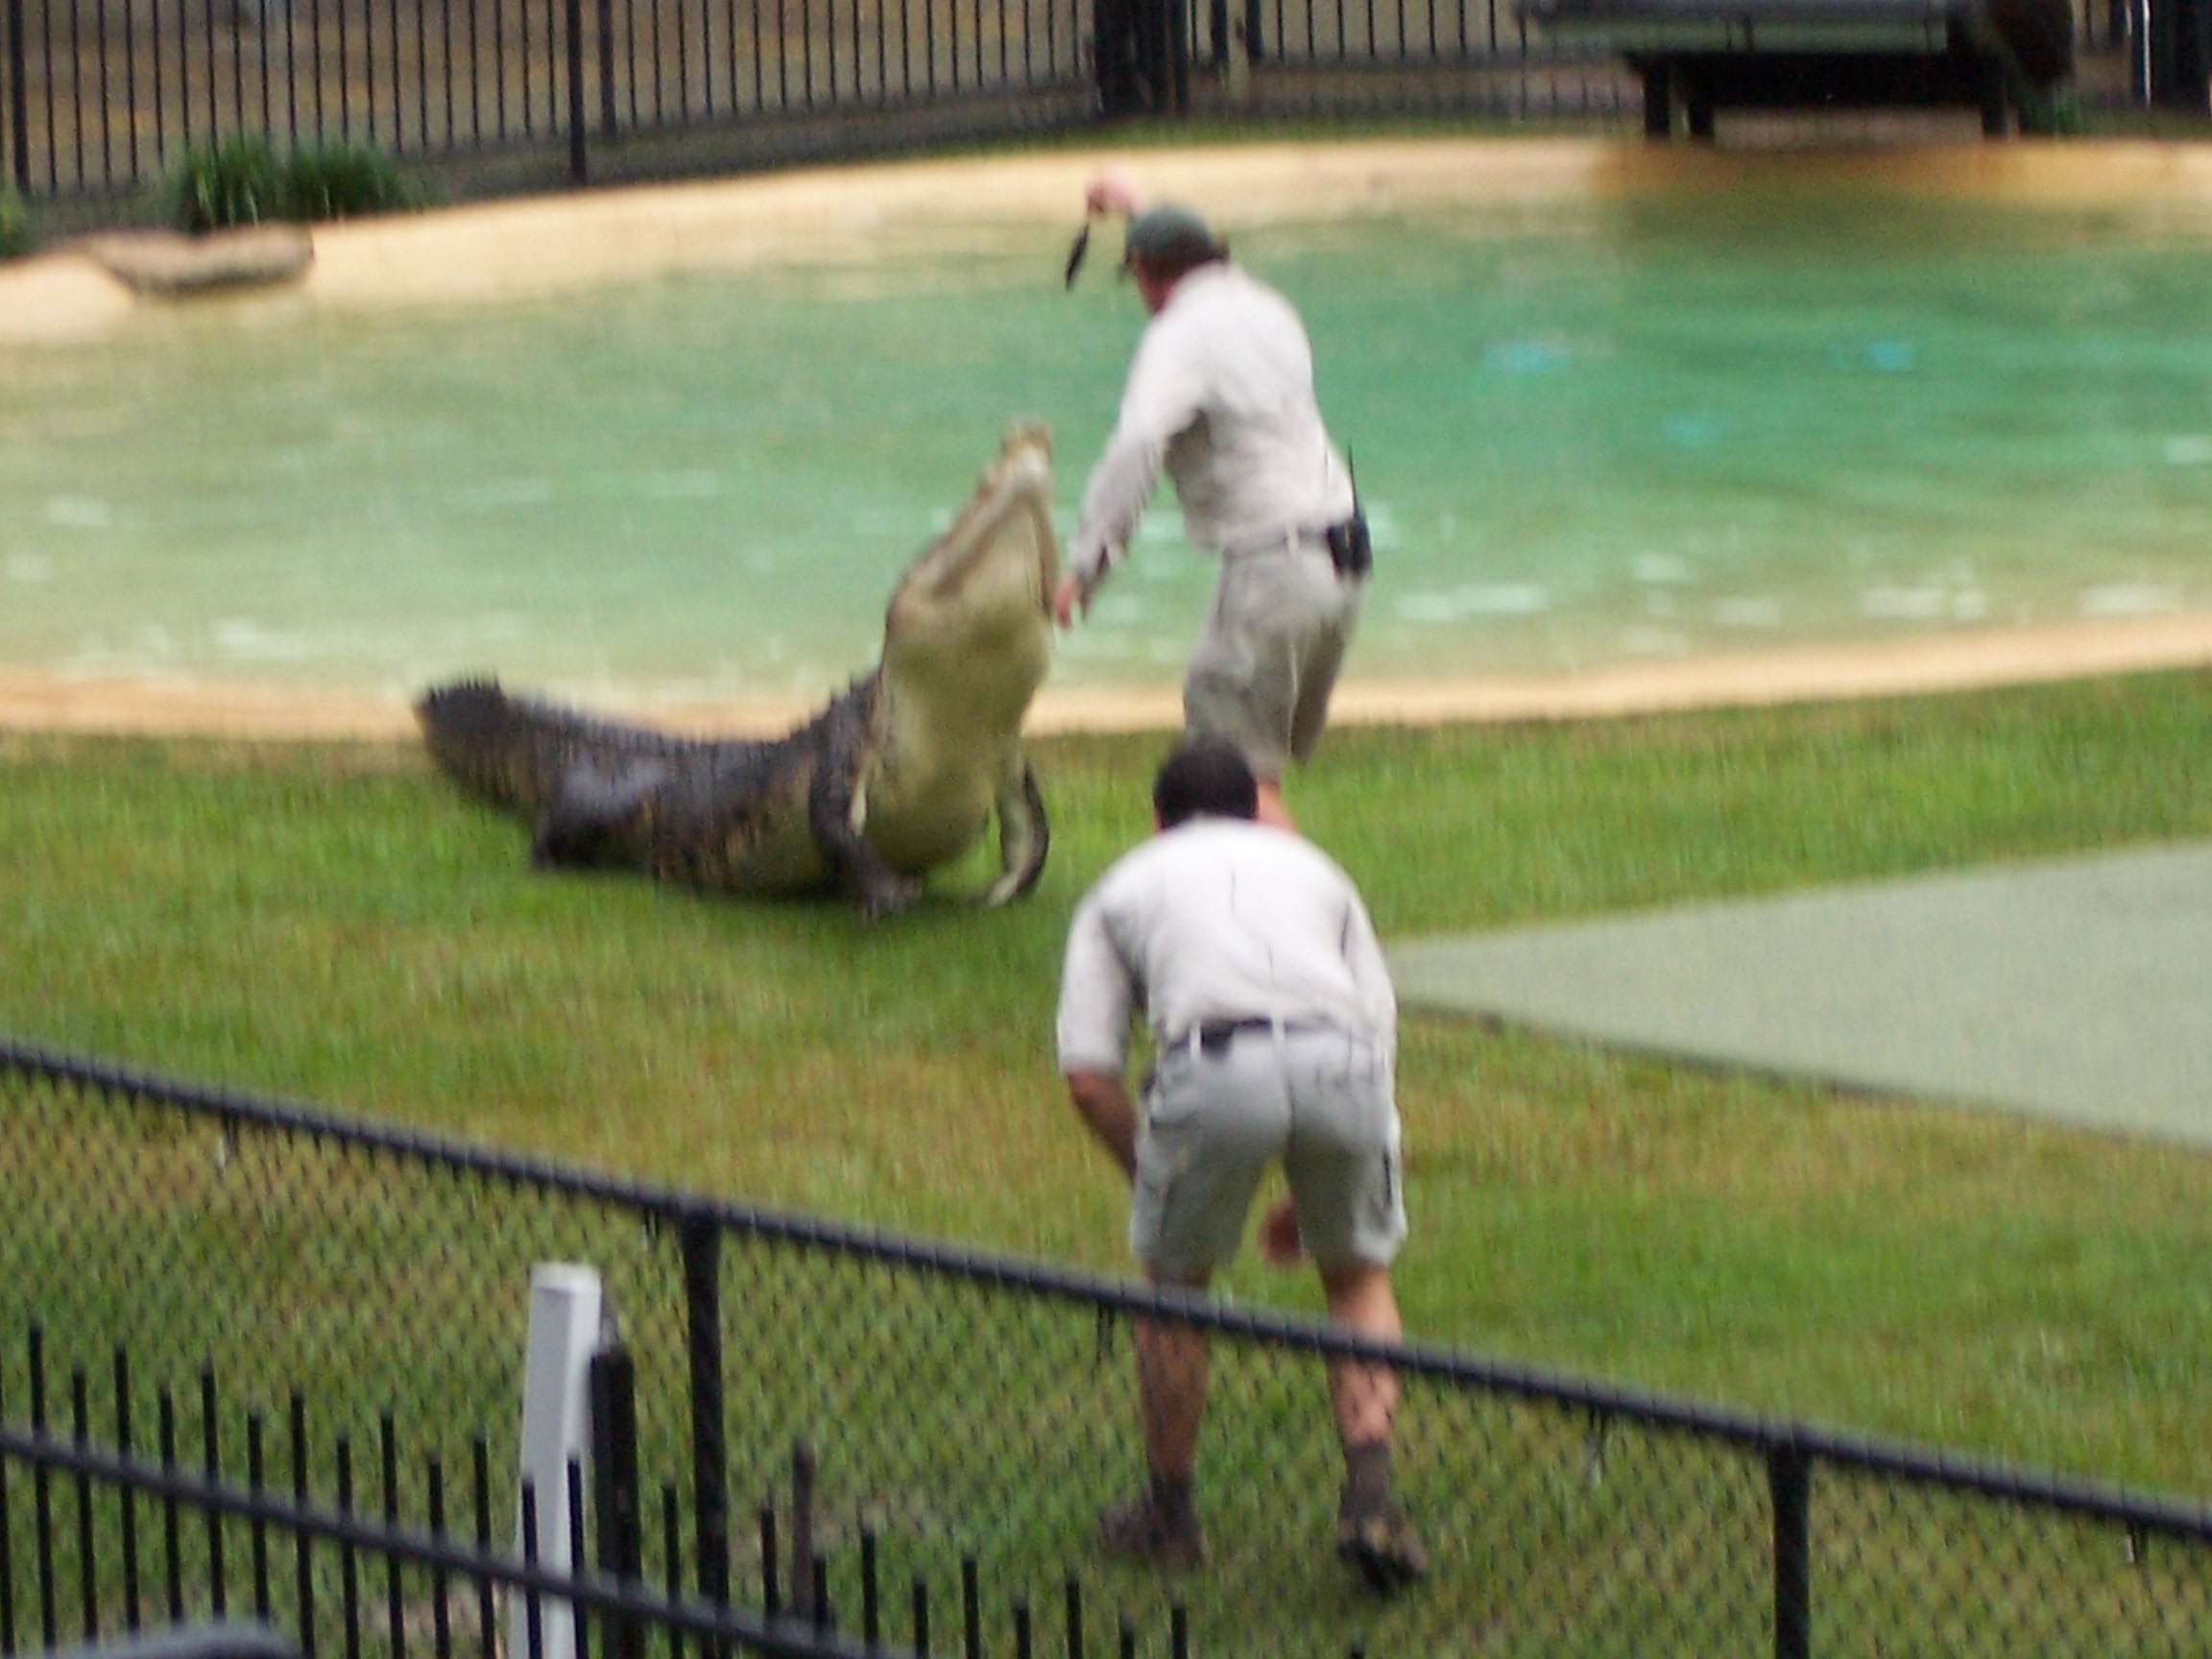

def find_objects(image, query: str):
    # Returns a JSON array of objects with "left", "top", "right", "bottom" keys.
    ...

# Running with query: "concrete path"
[{"left": 1386, "top": 841, "right": 2212, "bottom": 1150}]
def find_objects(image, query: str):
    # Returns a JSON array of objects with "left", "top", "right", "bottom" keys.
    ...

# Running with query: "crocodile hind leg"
[
  {"left": 982, "top": 753, "right": 1049, "bottom": 907},
  {"left": 531, "top": 759, "right": 671, "bottom": 870}
]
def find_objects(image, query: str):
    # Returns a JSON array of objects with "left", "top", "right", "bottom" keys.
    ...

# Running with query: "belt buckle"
[{"left": 1196, "top": 1017, "right": 1276, "bottom": 1057}]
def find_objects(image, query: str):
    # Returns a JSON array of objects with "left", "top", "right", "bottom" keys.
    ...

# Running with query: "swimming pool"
[{"left": 7, "top": 143, "right": 2212, "bottom": 718}]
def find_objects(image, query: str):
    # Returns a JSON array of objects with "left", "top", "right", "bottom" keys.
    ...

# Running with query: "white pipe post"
[{"left": 516, "top": 1264, "right": 606, "bottom": 1659}]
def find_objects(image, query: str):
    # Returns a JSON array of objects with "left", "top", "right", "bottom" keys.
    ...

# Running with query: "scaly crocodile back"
[{"left": 415, "top": 679, "right": 712, "bottom": 819}]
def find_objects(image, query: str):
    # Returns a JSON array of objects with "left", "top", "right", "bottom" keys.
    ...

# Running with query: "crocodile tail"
[{"left": 415, "top": 678, "right": 691, "bottom": 818}]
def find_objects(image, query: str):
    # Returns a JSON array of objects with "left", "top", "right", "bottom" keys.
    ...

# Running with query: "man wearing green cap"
[{"left": 1053, "top": 171, "right": 1368, "bottom": 835}]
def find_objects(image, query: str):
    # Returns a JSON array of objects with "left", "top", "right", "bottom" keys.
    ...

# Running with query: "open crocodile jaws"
[{"left": 416, "top": 421, "right": 1059, "bottom": 921}]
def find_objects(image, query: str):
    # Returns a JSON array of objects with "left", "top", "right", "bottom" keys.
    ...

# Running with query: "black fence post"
[
  {"left": 1767, "top": 1443, "right": 1811, "bottom": 1659},
  {"left": 4, "top": 0, "right": 25, "bottom": 194},
  {"left": 596, "top": 0, "right": 615, "bottom": 135},
  {"left": 680, "top": 1217, "right": 731, "bottom": 1613},
  {"left": 565, "top": 0, "right": 588, "bottom": 181},
  {"left": 1092, "top": 0, "right": 1142, "bottom": 110},
  {"left": 788, "top": 1441, "right": 816, "bottom": 1626},
  {"left": 32, "top": 1329, "right": 58, "bottom": 1651},
  {"left": 589, "top": 1344, "right": 644, "bottom": 1659},
  {"left": 2149, "top": 0, "right": 2212, "bottom": 109},
  {"left": 1167, "top": 0, "right": 1190, "bottom": 110},
  {"left": 1094, "top": 0, "right": 1188, "bottom": 109}
]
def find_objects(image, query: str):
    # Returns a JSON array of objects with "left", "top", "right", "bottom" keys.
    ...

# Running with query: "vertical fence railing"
[
  {"left": 3, "top": 1325, "right": 1200, "bottom": 1659},
  {"left": 0, "top": 0, "right": 18, "bottom": 191},
  {"left": 1767, "top": 1443, "right": 1811, "bottom": 1659},
  {"left": 564, "top": 0, "right": 584, "bottom": 173},
  {"left": 0, "top": 0, "right": 1096, "bottom": 200},
  {"left": 677, "top": 1217, "right": 731, "bottom": 1621}
]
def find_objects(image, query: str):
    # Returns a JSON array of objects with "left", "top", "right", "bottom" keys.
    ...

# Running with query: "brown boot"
[
  {"left": 1335, "top": 1497, "right": 1428, "bottom": 1593},
  {"left": 1098, "top": 1475, "right": 1206, "bottom": 1572},
  {"left": 1337, "top": 1442, "right": 1427, "bottom": 1593}
]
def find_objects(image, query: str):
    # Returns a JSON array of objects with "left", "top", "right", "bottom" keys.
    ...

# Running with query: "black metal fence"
[
  {"left": 0, "top": 0, "right": 2165, "bottom": 210},
  {"left": 0, "top": 1403, "right": 1113, "bottom": 1659},
  {"left": 0, "top": 0, "right": 1100, "bottom": 200},
  {"left": 0, "top": 0, "right": 1635, "bottom": 204},
  {"left": 5, "top": 1037, "right": 2211, "bottom": 1658}
]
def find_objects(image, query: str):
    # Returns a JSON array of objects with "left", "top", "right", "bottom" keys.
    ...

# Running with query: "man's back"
[
  {"left": 1130, "top": 264, "right": 1355, "bottom": 551},
  {"left": 1057, "top": 817, "right": 1394, "bottom": 1074}
]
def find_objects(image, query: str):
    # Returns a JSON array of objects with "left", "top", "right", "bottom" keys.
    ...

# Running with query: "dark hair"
[
  {"left": 1121, "top": 204, "right": 1229, "bottom": 286},
  {"left": 1130, "top": 240, "right": 1228, "bottom": 285},
  {"left": 1152, "top": 739, "right": 1259, "bottom": 830}
]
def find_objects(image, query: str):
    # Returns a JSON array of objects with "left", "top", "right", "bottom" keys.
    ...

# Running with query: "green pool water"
[{"left": 7, "top": 164, "right": 2212, "bottom": 709}]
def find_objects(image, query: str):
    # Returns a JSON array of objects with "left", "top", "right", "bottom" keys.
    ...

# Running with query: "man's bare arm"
[{"left": 1065, "top": 1068, "right": 1140, "bottom": 1181}]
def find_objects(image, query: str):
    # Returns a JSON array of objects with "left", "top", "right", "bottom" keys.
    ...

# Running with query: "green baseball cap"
[{"left": 1121, "top": 204, "right": 1225, "bottom": 272}]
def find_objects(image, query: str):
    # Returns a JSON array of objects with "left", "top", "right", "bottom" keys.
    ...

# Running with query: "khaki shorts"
[
  {"left": 1184, "top": 537, "right": 1363, "bottom": 779},
  {"left": 1130, "top": 1025, "right": 1406, "bottom": 1280}
]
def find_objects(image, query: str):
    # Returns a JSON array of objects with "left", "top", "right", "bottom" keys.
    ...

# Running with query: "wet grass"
[{"left": 2, "top": 670, "right": 2211, "bottom": 1501}]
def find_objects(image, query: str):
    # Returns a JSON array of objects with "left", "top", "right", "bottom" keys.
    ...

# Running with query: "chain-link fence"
[{"left": 5, "top": 1038, "right": 2209, "bottom": 1657}]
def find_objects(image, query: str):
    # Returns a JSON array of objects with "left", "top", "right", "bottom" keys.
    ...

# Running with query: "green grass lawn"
[{"left": 3, "top": 671, "right": 2210, "bottom": 1502}]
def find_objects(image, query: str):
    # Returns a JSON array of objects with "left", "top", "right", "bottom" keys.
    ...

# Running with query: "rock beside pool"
[{"left": 73, "top": 224, "right": 314, "bottom": 297}]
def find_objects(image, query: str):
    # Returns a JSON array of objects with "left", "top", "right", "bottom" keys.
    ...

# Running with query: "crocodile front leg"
[
  {"left": 805, "top": 704, "right": 925, "bottom": 924},
  {"left": 981, "top": 749, "right": 1049, "bottom": 907}
]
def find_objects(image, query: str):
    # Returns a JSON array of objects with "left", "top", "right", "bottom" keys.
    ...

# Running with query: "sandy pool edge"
[
  {"left": 4, "top": 612, "right": 2209, "bottom": 744},
  {"left": 15, "top": 135, "right": 2212, "bottom": 341}
]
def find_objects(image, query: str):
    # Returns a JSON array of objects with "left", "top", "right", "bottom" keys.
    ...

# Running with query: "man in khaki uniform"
[
  {"left": 1054, "top": 176, "right": 1369, "bottom": 835},
  {"left": 1055, "top": 739, "right": 1425, "bottom": 1592}
]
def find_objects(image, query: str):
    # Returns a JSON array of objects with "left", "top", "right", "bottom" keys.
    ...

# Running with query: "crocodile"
[{"left": 416, "top": 421, "right": 1059, "bottom": 921}]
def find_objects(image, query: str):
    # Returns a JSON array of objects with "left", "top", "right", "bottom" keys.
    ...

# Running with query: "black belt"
[
  {"left": 1324, "top": 511, "right": 1371, "bottom": 578},
  {"left": 1186, "top": 1018, "right": 1334, "bottom": 1056},
  {"left": 1225, "top": 517, "right": 1366, "bottom": 575}
]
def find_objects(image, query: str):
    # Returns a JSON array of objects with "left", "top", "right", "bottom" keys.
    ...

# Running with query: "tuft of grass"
[
  {"left": 170, "top": 134, "right": 289, "bottom": 232},
  {"left": 279, "top": 139, "right": 429, "bottom": 221},
  {"left": 0, "top": 182, "right": 31, "bottom": 258},
  {"left": 168, "top": 135, "right": 424, "bottom": 232},
  {"left": 2, "top": 671, "right": 2210, "bottom": 1496}
]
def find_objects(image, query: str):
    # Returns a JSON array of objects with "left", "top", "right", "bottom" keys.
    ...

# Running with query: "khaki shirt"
[
  {"left": 1070, "top": 263, "right": 1357, "bottom": 596},
  {"left": 1056, "top": 816, "right": 1397, "bottom": 1076}
]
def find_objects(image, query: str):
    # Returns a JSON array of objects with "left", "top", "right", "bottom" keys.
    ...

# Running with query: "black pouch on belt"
[{"left": 1325, "top": 510, "right": 1372, "bottom": 579}]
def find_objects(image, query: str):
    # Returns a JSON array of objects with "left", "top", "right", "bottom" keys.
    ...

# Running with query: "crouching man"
[{"left": 1054, "top": 738, "right": 1426, "bottom": 1592}]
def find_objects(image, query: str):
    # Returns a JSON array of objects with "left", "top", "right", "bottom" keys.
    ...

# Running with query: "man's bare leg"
[
  {"left": 1255, "top": 776, "right": 1296, "bottom": 832},
  {"left": 1100, "top": 1268, "right": 1213, "bottom": 1569},
  {"left": 1135, "top": 1268, "right": 1214, "bottom": 1478},
  {"left": 1318, "top": 1262, "right": 1427, "bottom": 1590},
  {"left": 1318, "top": 1262, "right": 1400, "bottom": 1445}
]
